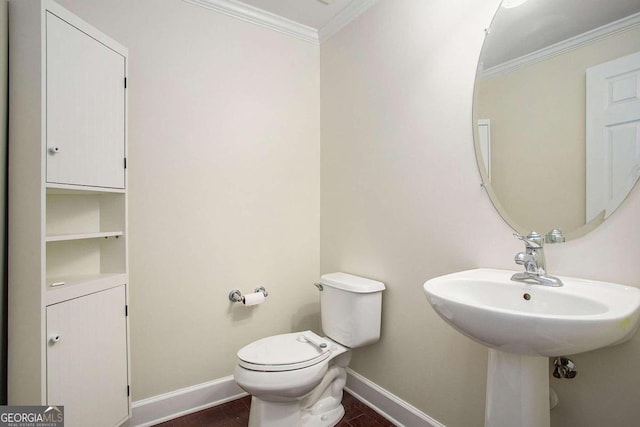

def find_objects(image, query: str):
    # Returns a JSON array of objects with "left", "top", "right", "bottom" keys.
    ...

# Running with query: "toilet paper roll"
[{"left": 243, "top": 292, "right": 265, "bottom": 306}]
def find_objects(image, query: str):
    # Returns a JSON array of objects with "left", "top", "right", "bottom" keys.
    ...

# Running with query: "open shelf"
[
  {"left": 46, "top": 231, "right": 124, "bottom": 242},
  {"left": 46, "top": 191, "right": 125, "bottom": 235},
  {"left": 45, "top": 182, "right": 126, "bottom": 303},
  {"left": 46, "top": 237, "right": 126, "bottom": 286}
]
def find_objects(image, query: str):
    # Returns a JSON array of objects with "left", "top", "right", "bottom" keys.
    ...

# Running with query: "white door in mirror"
[{"left": 586, "top": 51, "right": 640, "bottom": 222}]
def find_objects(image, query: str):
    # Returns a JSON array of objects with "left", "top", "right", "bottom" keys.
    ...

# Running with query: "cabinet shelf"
[
  {"left": 47, "top": 183, "right": 126, "bottom": 194},
  {"left": 46, "top": 231, "right": 124, "bottom": 242},
  {"left": 46, "top": 273, "right": 127, "bottom": 306}
]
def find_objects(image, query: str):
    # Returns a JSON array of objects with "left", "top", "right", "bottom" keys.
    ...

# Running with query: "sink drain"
[{"left": 523, "top": 293, "right": 531, "bottom": 300}]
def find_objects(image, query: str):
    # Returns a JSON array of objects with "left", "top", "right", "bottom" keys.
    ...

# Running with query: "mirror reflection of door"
[{"left": 586, "top": 51, "right": 640, "bottom": 223}]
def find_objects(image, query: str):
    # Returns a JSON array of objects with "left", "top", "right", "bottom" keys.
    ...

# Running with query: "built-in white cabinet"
[{"left": 8, "top": 1, "right": 130, "bottom": 425}]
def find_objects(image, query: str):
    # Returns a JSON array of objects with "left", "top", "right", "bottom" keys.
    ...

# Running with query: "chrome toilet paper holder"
[{"left": 229, "top": 286, "right": 269, "bottom": 303}]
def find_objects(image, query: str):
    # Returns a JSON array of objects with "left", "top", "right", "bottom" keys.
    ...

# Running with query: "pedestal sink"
[{"left": 423, "top": 268, "right": 640, "bottom": 427}]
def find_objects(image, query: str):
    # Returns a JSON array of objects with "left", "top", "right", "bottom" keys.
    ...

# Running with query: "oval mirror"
[{"left": 473, "top": 0, "right": 640, "bottom": 242}]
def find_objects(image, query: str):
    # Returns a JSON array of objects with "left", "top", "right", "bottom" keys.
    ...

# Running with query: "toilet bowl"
[{"left": 233, "top": 272, "right": 385, "bottom": 427}]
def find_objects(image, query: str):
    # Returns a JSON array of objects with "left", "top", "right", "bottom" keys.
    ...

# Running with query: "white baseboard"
[
  {"left": 123, "top": 376, "right": 248, "bottom": 427},
  {"left": 345, "top": 368, "right": 445, "bottom": 427},
  {"left": 126, "top": 370, "right": 444, "bottom": 427}
]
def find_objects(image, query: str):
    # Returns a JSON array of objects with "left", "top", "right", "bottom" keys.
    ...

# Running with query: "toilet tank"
[{"left": 319, "top": 272, "right": 385, "bottom": 348}]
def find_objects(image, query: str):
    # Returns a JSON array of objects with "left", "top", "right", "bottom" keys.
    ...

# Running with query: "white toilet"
[{"left": 233, "top": 272, "right": 385, "bottom": 427}]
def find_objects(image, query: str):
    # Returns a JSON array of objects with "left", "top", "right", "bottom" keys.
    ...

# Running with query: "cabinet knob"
[
  {"left": 48, "top": 146, "right": 61, "bottom": 154},
  {"left": 49, "top": 335, "right": 61, "bottom": 345}
]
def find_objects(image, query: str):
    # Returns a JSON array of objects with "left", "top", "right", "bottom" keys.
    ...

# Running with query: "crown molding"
[
  {"left": 319, "top": 0, "right": 379, "bottom": 43},
  {"left": 182, "top": 0, "right": 378, "bottom": 45},
  {"left": 479, "top": 12, "right": 640, "bottom": 79},
  {"left": 183, "top": 0, "right": 319, "bottom": 44}
]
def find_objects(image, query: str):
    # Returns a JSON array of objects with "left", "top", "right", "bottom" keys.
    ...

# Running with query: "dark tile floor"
[{"left": 154, "top": 391, "right": 396, "bottom": 427}]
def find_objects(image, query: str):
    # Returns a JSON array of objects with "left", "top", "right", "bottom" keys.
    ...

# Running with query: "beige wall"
[
  {"left": 476, "top": 27, "right": 640, "bottom": 235},
  {"left": 321, "top": 1, "right": 640, "bottom": 426},
  {"left": 55, "top": 0, "right": 321, "bottom": 400},
  {"left": 3, "top": 0, "right": 640, "bottom": 425}
]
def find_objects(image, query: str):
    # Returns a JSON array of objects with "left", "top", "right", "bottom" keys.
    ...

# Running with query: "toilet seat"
[{"left": 238, "top": 331, "right": 332, "bottom": 372}]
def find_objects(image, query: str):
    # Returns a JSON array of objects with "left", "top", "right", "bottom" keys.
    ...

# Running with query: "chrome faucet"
[{"left": 511, "top": 232, "right": 563, "bottom": 287}]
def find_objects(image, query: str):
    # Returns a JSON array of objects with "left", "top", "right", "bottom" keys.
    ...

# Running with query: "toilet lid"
[{"left": 237, "top": 331, "right": 331, "bottom": 372}]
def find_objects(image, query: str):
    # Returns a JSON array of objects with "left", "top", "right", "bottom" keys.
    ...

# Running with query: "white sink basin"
[{"left": 423, "top": 268, "right": 640, "bottom": 356}]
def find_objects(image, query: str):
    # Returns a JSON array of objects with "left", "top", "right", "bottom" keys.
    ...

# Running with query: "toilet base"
[
  {"left": 248, "top": 396, "right": 345, "bottom": 427},
  {"left": 248, "top": 397, "right": 302, "bottom": 427},
  {"left": 302, "top": 403, "right": 344, "bottom": 427}
]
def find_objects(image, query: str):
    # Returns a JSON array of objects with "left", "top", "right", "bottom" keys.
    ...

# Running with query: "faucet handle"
[
  {"left": 514, "top": 232, "right": 543, "bottom": 248},
  {"left": 514, "top": 252, "right": 538, "bottom": 273}
]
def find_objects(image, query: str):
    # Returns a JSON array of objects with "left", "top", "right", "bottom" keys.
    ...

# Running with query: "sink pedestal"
[{"left": 485, "top": 349, "right": 549, "bottom": 427}]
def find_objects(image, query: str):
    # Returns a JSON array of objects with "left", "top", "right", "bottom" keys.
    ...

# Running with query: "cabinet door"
[
  {"left": 46, "top": 12, "right": 126, "bottom": 189},
  {"left": 47, "top": 286, "right": 129, "bottom": 427}
]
